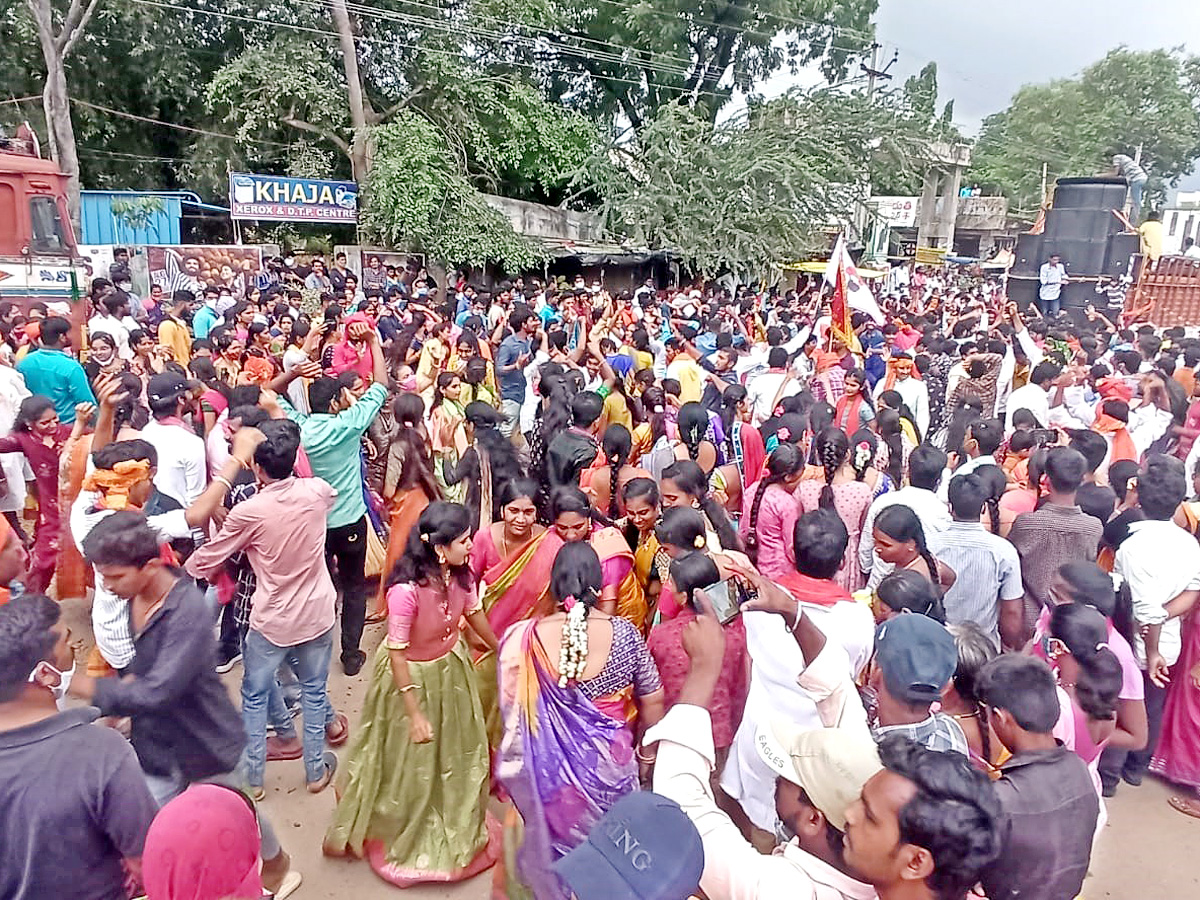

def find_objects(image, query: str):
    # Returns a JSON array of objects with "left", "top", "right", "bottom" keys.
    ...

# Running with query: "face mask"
[
  {"left": 417, "top": 287, "right": 428, "bottom": 297},
  {"left": 284, "top": 257, "right": 295, "bottom": 267},
  {"left": 773, "top": 817, "right": 797, "bottom": 845},
  {"left": 117, "top": 282, "right": 132, "bottom": 292},
  {"left": 29, "top": 659, "right": 76, "bottom": 709}
]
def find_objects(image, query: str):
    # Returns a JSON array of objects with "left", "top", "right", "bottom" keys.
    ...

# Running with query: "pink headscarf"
[{"left": 142, "top": 784, "right": 263, "bottom": 900}]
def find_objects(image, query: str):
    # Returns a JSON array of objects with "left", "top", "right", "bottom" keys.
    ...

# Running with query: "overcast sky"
[
  {"left": 873, "top": 0, "right": 1200, "bottom": 133},
  {"left": 740, "top": 0, "right": 1200, "bottom": 188}
]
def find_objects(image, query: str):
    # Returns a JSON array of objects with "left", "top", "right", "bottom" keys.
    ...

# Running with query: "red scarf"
[
  {"left": 834, "top": 393, "right": 866, "bottom": 435},
  {"left": 776, "top": 572, "right": 853, "bottom": 607}
]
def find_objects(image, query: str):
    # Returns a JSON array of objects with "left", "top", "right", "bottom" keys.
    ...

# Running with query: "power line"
[
  {"left": 72, "top": 98, "right": 293, "bottom": 146},
  {"left": 122, "top": 0, "right": 745, "bottom": 105}
]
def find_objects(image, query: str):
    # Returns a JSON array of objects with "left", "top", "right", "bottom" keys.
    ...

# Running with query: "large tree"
[
  {"left": 360, "top": 113, "right": 543, "bottom": 271},
  {"left": 25, "top": 0, "right": 102, "bottom": 224},
  {"left": 588, "top": 85, "right": 932, "bottom": 276},
  {"left": 970, "top": 48, "right": 1200, "bottom": 215}
]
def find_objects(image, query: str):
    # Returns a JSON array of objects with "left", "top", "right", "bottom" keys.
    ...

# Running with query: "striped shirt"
[
  {"left": 1008, "top": 504, "right": 1102, "bottom": 626},
  {"left": 931, "top": 520, "right": 1024, "bottom": 647}
]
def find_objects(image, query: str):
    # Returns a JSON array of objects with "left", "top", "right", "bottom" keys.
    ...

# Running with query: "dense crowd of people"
[{"left": 1, "top": 251, "right": 1199, "bottom": 900}]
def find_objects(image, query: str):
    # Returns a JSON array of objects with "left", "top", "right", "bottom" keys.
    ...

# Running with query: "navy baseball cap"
[
  {"left": 874, "top": 613, "right": 957, "bottom": 705},
  {"left": 553, "top": 792, "right": 704, "bottom": 900}
]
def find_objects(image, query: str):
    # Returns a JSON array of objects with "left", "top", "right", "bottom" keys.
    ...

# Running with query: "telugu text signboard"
[
  {"left": 871, "top": 196, "right": 919, "bottom": 229},
  {"left": 229, "top": 173, "right": 358, "bottom": 223}
]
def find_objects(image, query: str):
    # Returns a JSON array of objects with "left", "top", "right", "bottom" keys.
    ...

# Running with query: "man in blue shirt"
[
  {"left": 16, "top": 317, "right": 94, "bottom": 422},
  {"left": 496, "top": 308, "right": 539, "bottom": 439},
  {"left": 271, "top": 323, "right": 388, "bottom": 676},
  {"left": 192, "top": 287, "right": 221, "bottom": 339}
]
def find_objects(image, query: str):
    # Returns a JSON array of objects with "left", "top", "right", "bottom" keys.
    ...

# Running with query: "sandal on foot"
[{"left": 307, "top": 750, "right": 338, "bottom": 794}]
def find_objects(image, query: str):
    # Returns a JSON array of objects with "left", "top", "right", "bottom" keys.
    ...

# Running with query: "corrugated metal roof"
[
  {"left": 80, "top": 192, "right": 183, "bottom": 245},
  {"left": 537, "top": 237, "right": 675, "bottom": 265}
]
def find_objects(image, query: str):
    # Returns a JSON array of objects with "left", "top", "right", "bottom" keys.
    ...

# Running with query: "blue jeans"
[
  {"left": 143, "top": 765, "right": 281, "bottom": 859},
  {"left": 242, "top": 626, "right": 336, "bottom": 785},
  {"left": 1129, "top": 179, "right": 1146, "bottom": 222},
  {"left": 1040, "top": 294, "right": 1061, "bottom": 317}
]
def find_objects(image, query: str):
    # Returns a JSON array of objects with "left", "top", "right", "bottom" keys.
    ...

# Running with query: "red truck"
[{"left": 0, "top": 124, "right": 87, "bottom": 321}]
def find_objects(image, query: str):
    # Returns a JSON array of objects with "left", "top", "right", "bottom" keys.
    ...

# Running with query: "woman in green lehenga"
[
  {"left": 429, "top": 371, "right": 468, "bottom": 504},
  {"left": 324, "top": 501, "right": 501, "bottom": 887}
]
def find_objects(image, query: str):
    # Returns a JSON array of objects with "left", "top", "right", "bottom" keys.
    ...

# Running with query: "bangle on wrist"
[
  {"left": 790, "top": 602, "right": 803, "bottom": 633},
  {"left": 398, "top": 683, "right": 418, "bottom": 693},
  {"left": 214, "top": 475, "right": 234, "bottom": 491}
]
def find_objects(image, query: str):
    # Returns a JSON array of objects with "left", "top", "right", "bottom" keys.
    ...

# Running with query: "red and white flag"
[{"left": 824, "top": 235, "right": 886, "bottom": 326}]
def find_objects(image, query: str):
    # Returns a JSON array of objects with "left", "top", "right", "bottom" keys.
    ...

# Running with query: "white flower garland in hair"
[
  {"left": 558, "top": 597, "right": 590, "bottom": 687},
  {"left": 854, "top": 440, "right": 872, "bottom": 472}
]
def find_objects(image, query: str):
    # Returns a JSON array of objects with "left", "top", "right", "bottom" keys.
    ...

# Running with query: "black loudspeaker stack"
[
  {"left": 1010, "top": 233, "right": 1043, "bottom": 277},
  {"left": 1033, "top": 177, "right": 1131, "bottom": 281}
]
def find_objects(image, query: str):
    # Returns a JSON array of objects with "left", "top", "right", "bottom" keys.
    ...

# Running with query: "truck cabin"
[{"left": 0, "top": 125, "right": 86, "bottom": 341}]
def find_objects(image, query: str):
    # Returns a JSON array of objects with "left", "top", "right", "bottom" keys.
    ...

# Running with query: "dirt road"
[
  {"left": 62, "top": 602, "right": 1200, "bottom": 899},
  {"left": 260, "top": 619, "right": 1200, "bottom": 900}
]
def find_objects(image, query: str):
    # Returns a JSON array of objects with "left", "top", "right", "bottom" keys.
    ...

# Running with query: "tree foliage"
[
  {"left": 589, "top": 87, "right": 931, "bottom": 276},
  {"left": 970, "top": 48, "right": 1200, "bottom": 214},
  {"left": 528, "top": 0, "right": 877, "bottom": 129},
  {"left": 359, "top": 114, "right": 543, "bottom": 271}
]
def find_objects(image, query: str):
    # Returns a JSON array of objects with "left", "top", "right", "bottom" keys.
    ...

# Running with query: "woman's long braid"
[
  {"left": 745, "top": 479, "right": 771, "bottom": 564},
  {"left": 558, "top": 592, "right": 593, "bottom": 687},
  {"left": 819, "top": 435, "right": 839, "bottom": 510},
  {"left": 608, "top": 445, "right": 625, "bottom": 521},
  {"left": 852, "top": 441, "right": 870, "bottom": 481},
  {"left": 701, "top": 495, "right": 743, "bottom": 551},
  {"left": 985, "top": 495, "right": 1001, "bottom": 535},
  {"left": 915, "top": 529, "right": 941, "bottom": 591},
  {"left": 683, "top": 418, "right": 703, "bottom": 462}
]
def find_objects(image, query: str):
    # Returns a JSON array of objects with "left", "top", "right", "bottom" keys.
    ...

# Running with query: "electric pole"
[{"left": 861, "top": 43, "right": 898, "bottom": 99}]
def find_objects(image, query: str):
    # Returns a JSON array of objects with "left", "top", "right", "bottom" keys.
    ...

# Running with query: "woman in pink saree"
[
  {"left": 469, "top": 478, "right": 563, "bottom": 747},
  {"left": 495, "top": 542, "right": 664, "bottom": 899}
]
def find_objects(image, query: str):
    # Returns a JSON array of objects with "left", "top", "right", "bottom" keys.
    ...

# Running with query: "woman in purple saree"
[{"left": 495, "top": 542, "right": 665, "bottom": 900}]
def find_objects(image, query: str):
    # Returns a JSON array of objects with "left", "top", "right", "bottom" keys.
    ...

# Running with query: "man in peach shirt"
[{"left": 187, "top": 419, "right": 344, "bottom": 798}]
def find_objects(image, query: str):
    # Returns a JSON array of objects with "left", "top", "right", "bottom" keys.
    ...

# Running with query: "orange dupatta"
[{"left": 1093, "top": 414, "right": 1138, "bottom": 463}]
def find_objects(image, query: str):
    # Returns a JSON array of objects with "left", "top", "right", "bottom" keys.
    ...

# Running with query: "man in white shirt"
[
  {"left": 1107, "top": 455, "right": 1200, "bottom": 791},
  {"left": 860, "top": 445, "right": 952, "bottom": 588},
  {"left": 141, "top": 371, "right": 207, "bottom": 511},
  {"left": 873, "top": 354, "right": 929, "bottom": 438},
  {"left": 87, "top": 293, "right": 139, "bottom": 360},
  {"left": 1184, "top": 237, "right": 1200, "bottom": 260},
  {"left": 722, "top": 511, "right": 874, "bottom": 834},
  {"left": 1038, "top": 253, "right": 1068, "bottom": 317},
  {"left": 746, "top": 347, "right": 800, "bottom": 425},
  {"left": 1005, "top": 361, "right": 1061, "bottom": 431},
  {"left": 938, "top": 417, "right": 1005, "bottom": 503}
]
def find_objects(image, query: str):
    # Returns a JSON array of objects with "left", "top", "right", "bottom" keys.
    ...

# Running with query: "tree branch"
[
  {"left": 369, "top": 87, "right": 425, "bottom": 126},
  {"left": 60, "top": 0, "right": 102, "bottom": 59},
  {"left": 281, "top": 115, "right": 351, "bottom": 157}
]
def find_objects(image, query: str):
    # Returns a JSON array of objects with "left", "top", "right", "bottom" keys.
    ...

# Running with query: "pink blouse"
[
  {"left": 739, "top": 483, "right": 799, "bottom": 579},
  {"left": 386, "top": 579, "right": 482, "bottom": 662}
]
